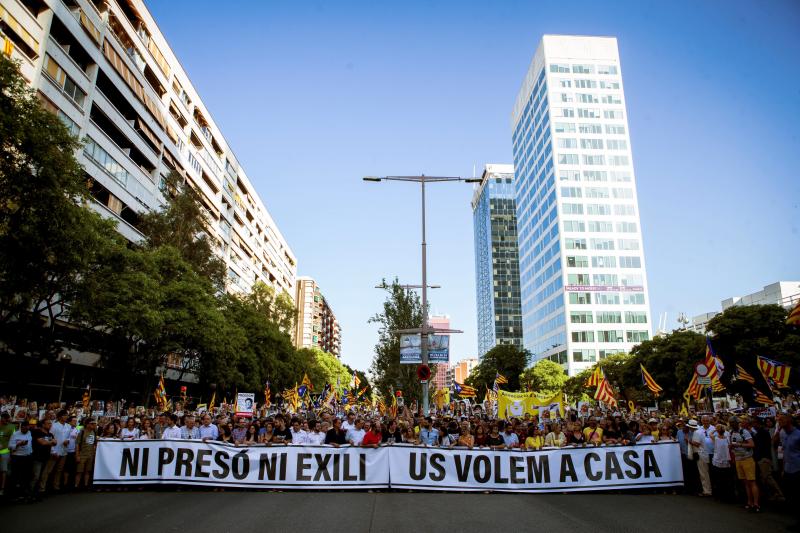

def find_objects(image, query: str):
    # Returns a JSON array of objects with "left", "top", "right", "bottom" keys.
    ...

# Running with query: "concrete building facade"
[{"left": 294, "top": 277, "right": 341, "bottom": 358}]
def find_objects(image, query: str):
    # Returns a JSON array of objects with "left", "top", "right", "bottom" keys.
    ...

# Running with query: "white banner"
[
  {"left": 94, "top": 440, "right": 389, "bottom": 489},
  {"left": 94, "top": 440, "right": 682, "bottom": 492},
  {"left": 388, "top": 442, "right": 683, "bottom": 492}
]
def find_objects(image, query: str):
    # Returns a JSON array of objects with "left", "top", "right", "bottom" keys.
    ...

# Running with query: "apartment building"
[
  {"left": 0, "top": 0, "right": 296, "bottom": 299},
  {"left": 294, "top": 277, "right": 341, "bottom": 358}
]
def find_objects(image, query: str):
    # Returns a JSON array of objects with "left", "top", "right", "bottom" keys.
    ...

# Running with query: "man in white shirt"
[
  {"left": 690, "top": 415, "right": 717, "bottom": 496},
  {"left": 198, "top": 414, "right": 219, "bottom": 441},
  {"left": 46, "top": 410, "right": 71, "bottom": 491},
  {"left": 306, "top": 420, "right": 325, "bottom": 445},
  {"left": 161, "top": 414, "right": 182, "bottom": 439},
  {"left": 9, "top": 420, "right": 33, "bottom": 500},
  {"left": 346, "top": 419, "right": 366, "bottom": 446},
  {"left": 289, "top": 418, "right": 308, "bottom": 444},
  {"left": 342, "top": 412, "right": 357, "bottom": 432}
]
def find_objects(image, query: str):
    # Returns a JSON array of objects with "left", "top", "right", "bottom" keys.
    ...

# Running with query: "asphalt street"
[{"left": 3, "top": 490, "right": 796, "bottom": 533}]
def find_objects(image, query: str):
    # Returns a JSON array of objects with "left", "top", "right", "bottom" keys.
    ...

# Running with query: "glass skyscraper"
[
  {"left": 472, "top": 164, "right": 523, "bottom": 357},
  {"left": 511, "top": 35, "right": 652, "bottom": 375}
]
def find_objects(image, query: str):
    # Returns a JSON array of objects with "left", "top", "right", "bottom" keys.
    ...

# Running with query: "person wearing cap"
[
  {"left": 8, "top": 419, "right": 33, "bottom": 501},
  {"left": 728, "top": 416, "right": 759, "bottom": 512},
  {"left": 679, "top": 419, "right": 700, "bottom": 494},
  {"left": 635, "top": 418, "right": 660, "bottom": 444}
]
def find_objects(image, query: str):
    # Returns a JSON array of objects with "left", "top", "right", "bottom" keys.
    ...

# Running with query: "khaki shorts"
[
  {"left": 736, "top": 457, "right": 756, "bottom": 481},
  {"left": 76, "top": 453, "right": 95, "bottom": 474}
]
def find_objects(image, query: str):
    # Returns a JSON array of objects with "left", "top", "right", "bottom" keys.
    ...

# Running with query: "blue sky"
[{"left": 148, "top": 0, "right": 800, "bottom": 372}]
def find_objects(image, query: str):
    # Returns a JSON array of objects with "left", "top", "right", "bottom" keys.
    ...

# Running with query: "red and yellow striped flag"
[
  {"left": 757, "top": 356, "right": 791, "bottom": 389},
  {"left": 585, "top": 365, "right": 604, "bottom": 388},
  {"left": 594, "top": 378, "right": 617, "bottom": 407},
  {"left": 736, "top": 364, "right": 756, "bottom": 385},
  {"left": 640, "top": 364, "right": 663, "bottom": 396},
  {"left": 754, "top": 389, "right": 774, "bottom": 406},
  {"left": 787, "top": 301, "right": 800, "bottom": 326}
]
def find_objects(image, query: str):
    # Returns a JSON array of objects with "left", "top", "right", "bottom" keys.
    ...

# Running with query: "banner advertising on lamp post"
[{"left": 399, "top": 334, "right": 450, "bottom": 364}]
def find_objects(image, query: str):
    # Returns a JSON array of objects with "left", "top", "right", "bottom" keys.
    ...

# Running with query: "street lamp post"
[
  {"left": 364, "top": 174, "right": 480, "bottom": 414},
  {"left": 57, "top": 353, "right": 72, "bottom": 404}
]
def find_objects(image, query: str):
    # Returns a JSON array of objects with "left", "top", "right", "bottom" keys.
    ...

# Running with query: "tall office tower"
[
  {"left": 511, "top": 35, "right": 652, "bottom": 376},
  {"left": 294, "top": 277, "right": 342, "bottom": 358},
  {"left": 472, "top": 163, "right": 523, "bottom": 357},
  {"left": 0, "top": 0, "right": 296, "bottom": 301}
]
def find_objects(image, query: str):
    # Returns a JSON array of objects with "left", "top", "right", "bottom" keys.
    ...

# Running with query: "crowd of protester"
[{"left": 0, "top": 394, "right": 798, "bottom": 521}]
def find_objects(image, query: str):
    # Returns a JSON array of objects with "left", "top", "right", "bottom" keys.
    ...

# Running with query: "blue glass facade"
[{"left": 472, "top": 165, "right": 523, "bottom": 357}]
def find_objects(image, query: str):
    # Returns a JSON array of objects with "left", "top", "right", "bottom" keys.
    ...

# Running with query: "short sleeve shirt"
[{"left": 730, "top": 429, "right": 753, "bottom": 461}]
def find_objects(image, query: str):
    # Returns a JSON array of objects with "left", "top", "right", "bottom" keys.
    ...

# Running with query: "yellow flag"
[{"left": 497, "top": 390, "right": 564, "bottom": 419}]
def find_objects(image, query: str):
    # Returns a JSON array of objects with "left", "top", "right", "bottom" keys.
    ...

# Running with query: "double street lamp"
[{"left": 363, "top": 174, "right": 480, "bottom": 414}]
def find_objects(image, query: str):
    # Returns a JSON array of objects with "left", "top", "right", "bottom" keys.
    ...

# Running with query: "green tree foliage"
[
  {"left": 0, "top": 54, "right": 118, "bottom": 361},
  {"left": 138, "top": 171, "right": 225, "bottom": 289},
  {"left": 369, "top": 279, "right": 425, "bottom": 402},
  {"left": 242, "top": 281, "right": 296, "bottom": 334},
  {"left": 628, "top": 330, "right": 707, "bottom": 402},
  {"left": 466, "top": 344, "right": 530, "bottom": 392},
  {"left": 520, "top": 359, "right": 567, "bottom": 395}
]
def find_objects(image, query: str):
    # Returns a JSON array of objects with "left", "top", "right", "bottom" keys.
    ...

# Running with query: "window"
[
  {"left": 606, "top": 140, "right": 628, "bottom": 150},
  {"left": 614, "top": 204, "right": 636, "bottom": 216},
  {"left": 565, "top": 238, "right": 587, "bottom": 250},
  {"left": 558, "top": 79, "right": 572, "bottom": 88},
  {"left": 618, "top": 238, "right": 640, "bottom": 250},
  {"left": 579, "top": 123, "right": 603, "bottom": 134},
  {"left": 596, "top": 312, "right": 622, "bottom": 324},
  {"left": 601, "top": 95, "right": 622, "bottom": 104},
  {"left": 600, "top": 80, "right": 620, "bottom": 89},
  {"left": 555, "top": 108, "right": 575, "bottom": 117},
  {"left": 605, "top": 124, "right": 626, "bottom": 134},
  {"left": 598, "top": 330, "right": 624, "bottom": 342},
  {"left": 577, "top": 93, "right": 598, "bottom": 103},
  {"left": 558, "top": 138, "right": 577, "bottom": 148},
  {"left": 583, "top": 155, "right": 605, "bottom": 165},
  {"left": 554, "top": 122, "right": 576, "bottom": 133},
  {"left": 610, "top": 171, "right": 632, "bottom": 182},
  {"left": 568, "top": 273, "right": 590, "bottom": 285},
  {"left": 583, "top": 170, "right": 607, "bottom": 182},
  {"left": 558, "top": 92, "right": 574, "bottom": 102},
  {"left": 572, "top": 349, "right": 596, "bottom": 362},
  {"left": 578, "top": 108, "right": 601, "bottom": 118},
  {"left": 561, "top": 186, "right": 581, "bottom": 198},
  {"left": 581, "top": 138, "right": 604, "bottom": 150},
  {"left": 623, "top": 293, "right": 645, "bottom": 305},
  {"left": 604, "top": 110, "right": 624, "bottom": 119},
  {"left": 569, "top": 292, "right": 592, "bottom": 304},
  {"left": 625, "top": 311, "right": 648, "bottom": 324},
  {"left": 595, "top": 293, "right": 620, "bottom": 305},
  {"left": 574, "top": 79, "right": 597, "bottom": 89},
  {"left": 616, "top": 221, "right": 638, "bottom": 233},
  {"left": 621, "top": 274, "right": 644, "bottom": 287},
  {"left": 83, "top": 136, "right": 130, "bottom": 186},
  {"left": 563, "top": 220, "right": 585, "bottom": 232},
  {"left": 562, "top": 203, "right": 584, "bottom": 215},
  {"left": 43, "top": 55, "right": 86, "bottom": 107},
  {"left": 598, "top": 65, "right": 619, "bottom": 75},
  {"left": 566, "top": 255, "right": 589, "bottom": 268},
  {"left": 592, "top": 255, "right": 617, "bottom": 268},
  {"left": 590, "top": 238, "right": 615, "bottom": 250},
  {"left": 626, "top": 331, "right": 650, "bottom": 343},
  {"left": 587, "top": 204, "right": 611, "bottom": 215},
  {"left": 609, "top": 155, "right": 630, "bottom": 166},
  {"left": 588, "top": 221, "right": 613, "bottom": 232},
  {"left": 550, "top": 63, "right": 569, "bottom": 73},
  {"left": 558, "top": 154, "right": 579, "bottom": 165},
  {"left": 572, "top": 64, "right": 594, "bottom": 74},
  {"left": 559, "top": 170, "right": 580, "bottom": 181},
  {"left": 570, "top": 312, "right": 593, "bottom": 324},
  {"left": 619, "top": 256, "right": 642, "bottom": 268},
  {"left": 585, "top": 187, "right": 609, "bottom": 199},
  {"left": 593, "top": 274, "right": 618, "bottom": 286},
  {"left": 571, "top": 331, "right": 595, "bottom": 342}
]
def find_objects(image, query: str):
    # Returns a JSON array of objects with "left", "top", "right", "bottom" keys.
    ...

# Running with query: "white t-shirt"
[
  {"left": 10, "top": 430, "right": 32, "bottom": 456},
  {"left": 712, "top": 431, "right": 731, "bottom": 468},
  {"left": 346, "top": 428, "right": 365, "bottom": 445},
  {"left": 306, "top": 431, "right": 325, "bottom": 445},
  {"left": 342, "top": 419, "right": 356, "bottom": 432},
  {"left": 52, "top": 421, "right": 71, "bottom": 456},
  {"left": 121, "top": 427, "right": 140, "bottom": 440},
  {"left": 290, "top": 428, "right": 308, "bottom": 444},
  {"left": 162, "top": 426, "right": 182, "bottom": 439},
  {"left": 67, "top": 427, "right": 79, "bottom": 452}
]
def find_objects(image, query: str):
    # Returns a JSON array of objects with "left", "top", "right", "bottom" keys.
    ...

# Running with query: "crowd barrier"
[{"left": 94, "top": 440, "right": 683, "bottom": 492}]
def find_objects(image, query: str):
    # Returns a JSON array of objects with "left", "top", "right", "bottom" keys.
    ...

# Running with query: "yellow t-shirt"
[
  {"left": 584, "top": 426, "right": 604, "bottom": 443},
  {"left": 525, "top": 436, "right": 544, "bottom": 450}
]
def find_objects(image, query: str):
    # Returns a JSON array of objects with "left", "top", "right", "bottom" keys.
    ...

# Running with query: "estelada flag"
[
  {"left": 787, "top": 300, "right": 800, "bottom": 326},
  {"left": 585, "top": 365, "right": 604, "bottom": 388},
  {"left": 640, "top": 364, "right": 662, "bottom": 396},
  {"left": 754, "top": 388, "right": 774, "bottom": 406},
  {"left": 494, "top": 373, "right": 508, "bottom": 385},
  {"left": 302, "top": 373, "right": 314, "bottom": 392},
  {"left": 736, "top": 364, "right": 756, "bottom": 385},
  {"left": 757, "top": 356, "right": 791, "bottom": 389}
]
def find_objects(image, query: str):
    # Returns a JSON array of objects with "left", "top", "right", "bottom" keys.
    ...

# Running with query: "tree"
[
  {"left": 241, "top": 281, "right": 296, "bottom": 335},
  {"left": 369, "top": 279, "right": 425, "bottom": 403},
  {"left": 466, "top": 344, "right": 529, "bottom": 392},
  {"left": 628, "top": 330, "right": 707, "bottom": 403},
  {"left": 138, "top": 171, "right": 225, "bottom": 290},
  {"left": 520, "top": 359, "right": 567, "bottom": 396},
  {"left": 0, "top": 54, "right": 118, "bottom": 361}
]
